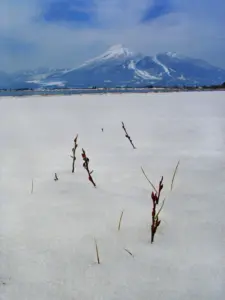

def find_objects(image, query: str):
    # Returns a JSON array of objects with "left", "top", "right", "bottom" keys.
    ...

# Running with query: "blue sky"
[{"left": 0, "top": 0, "right": 224, "bottom": 71}]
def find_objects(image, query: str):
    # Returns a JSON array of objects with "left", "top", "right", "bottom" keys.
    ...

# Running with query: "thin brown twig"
[
  {"left": 124, "top": 248, "right": 134, "bottom": 257},
  {"left": 82, "top": 148, "right": 96, "bottom": 187},
  {"left": 71, "top": 135, "right": 78, "bottom": 173},
  {"left": 122, "top": 122, "right": 136, "bottom": 149}
]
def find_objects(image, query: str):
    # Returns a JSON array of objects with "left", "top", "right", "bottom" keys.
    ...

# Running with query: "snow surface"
[
  {"left": 0, "top": 92, "right": 225, "bottom": 300},
  {"left": 26, "top": 81, "right": 66, "bottom": 87}
]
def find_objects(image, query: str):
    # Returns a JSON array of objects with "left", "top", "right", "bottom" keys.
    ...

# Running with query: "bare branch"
[
  {"left": 124, "top": 248, "right": 134, "bottom": 257},
  {"left": 71, "top": 135, "right": 78, "bottom": 173},
  {"left": 122, "top": 122, "right": 136, "bottom": 149},
  {"left": 82, "top": 148, "right": 96, "bottom": 187}
]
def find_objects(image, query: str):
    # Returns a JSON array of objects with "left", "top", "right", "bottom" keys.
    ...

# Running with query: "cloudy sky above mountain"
[{"left": 1, "top": 0, "right": 225, "bottom": 71}]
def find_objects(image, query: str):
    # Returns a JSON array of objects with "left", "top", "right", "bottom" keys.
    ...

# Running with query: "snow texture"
[
  {"left": 153, "top": 55, "right": 172, "bottom": 76},
  {"left": 128, "top": 60, "right": 160, "bottom": 80},
  {"left": 0, "top": 92, "right": 225, "bottom": 300},
  {"left": 165, "top": 52, "right": 180, "bottom": 58}
]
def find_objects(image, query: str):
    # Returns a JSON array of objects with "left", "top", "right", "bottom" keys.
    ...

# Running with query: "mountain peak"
[
  {"left": 107, "top": 44, "right": 124, "bottom": 50},
  {"left": 95, "top": 44, "right": 134, "bottom": 61},
  {"left": 106, "top": 44, "right": 133, "bottom": 56},
  {"left": 77, "top": 44, "right": 134, "bottom": 69}
]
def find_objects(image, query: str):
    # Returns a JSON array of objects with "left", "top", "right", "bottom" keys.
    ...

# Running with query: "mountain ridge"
[{"left": 1, "top": 45, "right": 225, "bottom": 89}]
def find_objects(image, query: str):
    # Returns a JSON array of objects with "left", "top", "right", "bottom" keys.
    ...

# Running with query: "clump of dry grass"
[
  {"left": 151, "top": 176, "right": 164, "bottom": 243},
  {"left": 141, "top": 167, "right": 164, "bottom": 243}
]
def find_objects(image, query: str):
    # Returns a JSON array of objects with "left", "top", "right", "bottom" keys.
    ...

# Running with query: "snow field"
[{"left": 0, "top": 92, "right": 225, "bottom": 300}]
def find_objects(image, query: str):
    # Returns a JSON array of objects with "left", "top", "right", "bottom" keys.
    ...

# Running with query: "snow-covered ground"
[{"left": 0, "top": 92, "right": 225, "bottom": 300}]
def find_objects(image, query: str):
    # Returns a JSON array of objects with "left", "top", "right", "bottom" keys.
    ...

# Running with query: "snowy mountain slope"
[
  {"left": 76, "top": 44, "right": 135, "bottom": 68},
  {"left": 58, "top": 45, "right": 169, "bottom": 87},
  {"left": 45, "top": 46, "right": 225, "bottom": 87},
  {"left": 0, "top": 68, "right": 68, "bottom": 89},
  {"left": 1, "top": 92, "right": 225, "bottom": 300},
  {"left": 1, "top": 45, "right": 225, "bottom": 88},
  {"left": 155, "top": 53, "right": 225, "bottom": 85},
  {"left": 152, "top": 55, "right": 173, "bottom": 76},
  {"left": 12, "top": 68, "right": 69, "bottom": 87},
  {"left": 45, "top": 45, "right": 146, "bottom": 87},
  {"left": 128, "top": 60, "right": 161, "bottom": 80}
]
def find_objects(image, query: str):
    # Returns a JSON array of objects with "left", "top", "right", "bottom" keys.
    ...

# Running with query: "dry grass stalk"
[
  {"left": 121, "top": 121, "right": 136, "bottom": 149},
  {"left": 141, "top": 167, "right": 157, "bottom": 193},
  {"left": 151, "top": 176, "right": 164, "bottom": 243},
  {"left": 155, "top": 198, "right": 166, "bottom": 220},
  {"left": 71, "top": 135, "right": 78, "bottom": 173},
  {"left": 171, "top": 160, "right": 180, "bottom": 191},
  {"left": 31, "top": 179, "right": 34, "bottom": 194},
  {"left": 124, "top": 248, "right": 134, "bottom": 257},
  {"left": 118, "top": 210, "right": 124, "bottom": 231},
  {"left": 94, "top": 239, "right": 100, "bottom": 264}
]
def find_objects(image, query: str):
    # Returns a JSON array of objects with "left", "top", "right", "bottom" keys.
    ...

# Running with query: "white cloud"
[{"left": 0, "top": 0, "right": 224, "bottom": 71}]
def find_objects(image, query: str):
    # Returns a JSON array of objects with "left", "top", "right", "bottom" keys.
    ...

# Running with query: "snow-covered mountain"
[
  {"left": 1, "top": 45, "right": 225, "bottom": 88},
  {"left": 44, "top": 45, "right": 143, "bottom": 88}
]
